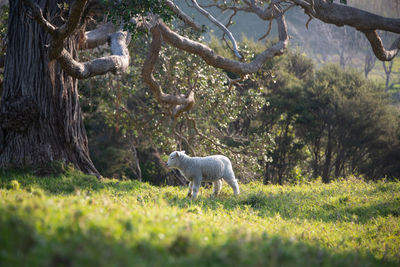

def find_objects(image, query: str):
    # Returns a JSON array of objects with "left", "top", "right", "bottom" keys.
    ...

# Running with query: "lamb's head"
[{"left": 166, "top": 151, "right": 186, "bottom": 169}]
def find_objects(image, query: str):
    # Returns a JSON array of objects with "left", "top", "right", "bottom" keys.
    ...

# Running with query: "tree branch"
[
  {"left": 243, "top": 0, "right": 275, "bottom": 20},
  {"left": 198, "top": 0, "right": 253, "bottom": 13},
  {"left": 58, "top": 0, "right": 88, "bottom": 38},
  {"left": 23, "top": 0, "right": 131, "bottom": 79},
  {"left": 140, "top": 6, "right": 287, "bottom": 117},
  {"left": 79, "top": 22, "right": 116, "bottom": 50},
  {"left": 164, "top": 0, "right": 201, "bottom": 31},
  {"left": 142, "top": 26, "right": 195, "bottom": 118},
  {"left": 157, "top": 11, "right": 288, "bottom": 76},
  {"left": 191, "top": 0, "right": 242, "bottom": 59},
  {"left": 290, "top": 0, "right": 400, "bottom": 61},
  {"left": 49, "top": 0, "right": 88, "bottom": 59},
  {"left": 58, "top": 31, "right": 130, "bottom": 79},
  {"left": 362, "top": 31, "right": 400, "bottom": 61},
  {"left": 186, "top": 114, "right": 251, "bottom": 155},
  {"left": 293, "top": 0, "right": 400, "bottom": 33},
  {"left": 22, "top": 0, "right": 56, "bottom": 34}
]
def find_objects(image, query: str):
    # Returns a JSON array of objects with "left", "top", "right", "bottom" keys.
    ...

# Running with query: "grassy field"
[{"left": 0, "top": 170, "right": 399, "bottom": 266}]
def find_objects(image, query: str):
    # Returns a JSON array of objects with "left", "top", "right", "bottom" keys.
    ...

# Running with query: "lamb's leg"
[
  {"left": 212, "top": 179, "right": 222, "bottom": 196},
  {"left": 191, "top": 178, "right": 201, "bottom": 199},
  {"left": 187, "top": 181, "right": 193, "bottom": 198},
  {"left": 224, "top": 175, "right": 240, "bottom": 195}
]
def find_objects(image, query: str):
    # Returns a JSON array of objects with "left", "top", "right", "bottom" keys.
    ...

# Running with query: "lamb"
[{"left": 166, "top": 151, "right": 240, "bottom": 198}]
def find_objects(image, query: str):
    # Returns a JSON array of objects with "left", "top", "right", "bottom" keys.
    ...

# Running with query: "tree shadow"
[
  {"left": 1, "top": 170, "right": 398, "bottom": 225},
  {"left": 165, "top": 188, "right": 400, "bottom": 224},
  {"left": 0, "top": 169, "right": 150, "bottom": 195},
  {"left": 0, "top": 207, "right": 397, "bottom": 267}
]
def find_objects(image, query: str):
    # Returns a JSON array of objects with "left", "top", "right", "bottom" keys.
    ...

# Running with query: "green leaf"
[{"left": 340, "top": 0, "right": 347, "bottom": 4}]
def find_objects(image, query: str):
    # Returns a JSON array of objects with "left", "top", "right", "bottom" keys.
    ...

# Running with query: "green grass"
[{"left": 1, "top": 170, "right": 399, "bottom": 266}]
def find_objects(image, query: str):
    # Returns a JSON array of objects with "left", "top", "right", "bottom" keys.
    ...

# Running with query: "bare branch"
[
  {"left": 48, "top": 0, "right": 88, "bottom": 59},
  {"left": 58, "top": 31, "right": 130, "bottom": 79},
  {"left": 258, "top": 17, "right": 273, "bottom": 40},
  {"left": 290, "top": 0, "right": 400, "bottom": 61},
  {"left": 191, "top": 0, "right": 242, "bottom": 59},
  {"left": 23, "top": 1, "right": 131, "bottom": 79},
  {"left": 282, "top": 3, "right": 295, "bottom": 14},
  {"left": 58, "top": 0, "right": 88, "bottom": 38},
  {"left": 157, "top": 11, "right": 288, "bottom": 76},
  {"left": 362, "top": 30, "right": 400, "bottom": 61},
  {"left": 293, "top": 0, "right": 400, "bottom": 33},
  {"left": 142, "top": 26, "right": 195, "bottom": 118},
  {"left": 173, "top": 120, "right": 197, "bottom": 156},
  {"left": 186, "top": 114, "right": 250, "bottom": 155},
  {"left": 23, "top": 0, "right": 88, "bottom": 59},
  {"left": 364, "top": 48, "right": 376, "bottom": 78},
  {"left": 305, "top": 14, "right": 313, "bottom": 29},
  {"left": 186, "top": 115, "right": 226, "bottom": 154},
  {"left": 228, "top": 76, "right": 244, "bottom": 91},
  {"left": 22, "top": 0, "right": 56, "bottom": 34},
  {"left": 164, "top": 0, "right": 201, "bottom": 30},
  {"left": 243, "top": 0, "right": 275, "bottom": 20},
  {"left": 197, "top": 0, "right": 253, "bottom": 13},
  {"left": 139, "top": 3, "right": 287, "bottom": 118},
  {"left": 79, "top": 22, "right": 116, "bottom": 50},
  {"left": 225, "top": 9, "right": 237, "bottom": 28}
]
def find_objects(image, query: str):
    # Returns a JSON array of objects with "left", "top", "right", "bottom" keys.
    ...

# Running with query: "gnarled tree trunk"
[{"left": 0, "top": 0, "right": 98, "bottom": 176}]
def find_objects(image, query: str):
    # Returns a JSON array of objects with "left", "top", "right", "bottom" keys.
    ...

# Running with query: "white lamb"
[{"left": 166, "top": 151, "right": 240, "bottom": 198}]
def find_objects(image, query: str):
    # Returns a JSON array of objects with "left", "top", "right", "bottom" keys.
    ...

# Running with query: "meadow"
[{"left": 0, "top": 170, "right": 399, "bottom": 266}]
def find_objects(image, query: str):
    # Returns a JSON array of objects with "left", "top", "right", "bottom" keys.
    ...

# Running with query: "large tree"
[{"left": 0, "top": 0, "right": 399, "bottom": 176}]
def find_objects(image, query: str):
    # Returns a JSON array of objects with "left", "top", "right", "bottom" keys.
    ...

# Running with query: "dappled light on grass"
[{"left": 0, "top": 170, "right": 399, "bottom": 266}]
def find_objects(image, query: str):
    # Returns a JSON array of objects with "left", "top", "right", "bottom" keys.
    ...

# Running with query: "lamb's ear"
[
  {"left": 181, "top": 151, "right": 186, "bottom": 154},
  {"left": 177, "top": 151, "right": 185, "bottom": 158}
]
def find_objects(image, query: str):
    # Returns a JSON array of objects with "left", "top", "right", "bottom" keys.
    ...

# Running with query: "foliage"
[
  {"left": 102, "top": 0, "right": 174, "bottom": 39},
  {"left": 249, "top": 54, "right": 400, "bottom": 183},
  {"left": 301, "top": 65, "right": 399, "bottom": 181},
  {"left": 79, "top": 28, "right": 400, "bottom": 184},
  {"left": 1, "top": 171, "right": 399, "bottom": 266},
  {"left": 0, "top": 3, "right": 8, "bottom": 96},
  {"left": 79, "top": 26, "right": 275, "bottom": 183},
  {"left": 0, "top": 4, "right": 7, "bottom": 55}
]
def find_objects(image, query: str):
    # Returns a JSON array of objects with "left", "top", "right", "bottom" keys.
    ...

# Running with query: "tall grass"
[{"left": 1, "top": 169, "right": 399, "bottom": 266}]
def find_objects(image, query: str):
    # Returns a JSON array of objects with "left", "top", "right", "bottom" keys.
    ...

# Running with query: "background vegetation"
[
  {"left": 0, "top": 2, "right": 399, "bottom": 184},
  {"left": 78, "top": 26, "right": 400, "bottom": 185}
]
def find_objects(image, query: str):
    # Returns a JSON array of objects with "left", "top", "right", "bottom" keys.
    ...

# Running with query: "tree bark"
[
  {"left": 364, "top": 49, "right": 376, "bottom": 78},
  {"left": 383, "top": 61, "right": 394, "bottom": 91},
  {"left": 0, "top": 0, "right": 99, "bottom": 176},
  {"left": 322, "top": 125, "right": 333, "bottom": 183}
]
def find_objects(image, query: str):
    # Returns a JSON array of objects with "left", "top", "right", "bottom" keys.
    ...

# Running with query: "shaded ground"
[{"left": 1, "top": 170, "right": 399, "bottom": 266}]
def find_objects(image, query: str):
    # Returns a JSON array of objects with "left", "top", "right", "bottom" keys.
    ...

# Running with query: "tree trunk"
[
  {"left": 339, "top": 50, "right": 346, "bottom": 69},
  {"left": 364, "top": 49, "right": 376, "bottom": 78},
  {"left": 0, "top": 0, "right": 99, "bottom": 176},
  {"left": 311, "top": 137, "right": 321, "bottom": 178},
  {"left": 263, "top": 162, "right": 270, "bottom": 185},
  {"left": 130, "top": 143, "right": 142, "bottom": 182},
  {"left": 383, "top": 61, "right": 393, "bottom": 92},
  {"left": 322, "top": 126, "right": 333, "bottom": 183}
]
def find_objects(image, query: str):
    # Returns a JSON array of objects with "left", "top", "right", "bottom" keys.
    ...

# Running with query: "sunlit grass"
[{"left": 0, "top": 170, "right": 399, "bottom": 266}]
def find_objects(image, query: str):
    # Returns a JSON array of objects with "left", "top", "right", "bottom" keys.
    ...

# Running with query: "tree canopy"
[
  {"left": 18, "top": 0, "right": 400, "bottom": 117},
  {"left": 0, "top": 0, "right": 399, "bottom": 180}
]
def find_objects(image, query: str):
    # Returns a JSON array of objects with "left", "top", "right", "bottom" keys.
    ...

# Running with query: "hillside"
[{"left": 1, "top": 170, "right": 399, "bottom": 266}]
